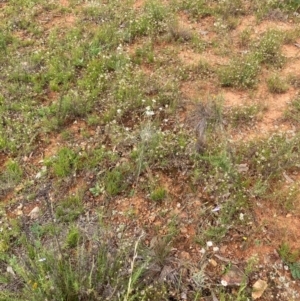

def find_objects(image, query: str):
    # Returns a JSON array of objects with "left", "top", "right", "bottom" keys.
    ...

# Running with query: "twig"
[{"left": 123, "top": 232, "right": 144, "bottom": 301}]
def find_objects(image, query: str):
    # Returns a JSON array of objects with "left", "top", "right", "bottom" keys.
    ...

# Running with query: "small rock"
[
  {"left": 28, "top": 207, "right": 40, "bottom": 219},
  {"left": 180, "top": 227, "right": 188, "bottom": 234},
  {"left": 209, "top": 259, "right": 218, "bottom": 267},
  {"left": 236, "top": 163, "right": 249, "bottom": 173},
  {"left": 16, "top": 209, "right": 23, "bottom": 216},
  {"left": 286, "top": 213, "right": 292, "bottom": 218},
  {"left": 17, "top": 204, "right": 23, "bottom": 210},
  {"left": 180, "top": 292, "right": 187, "bottom": 300},
  {"left": 252, "top": 279, "right": 268, "bottom": 299},
  {"left": 180, "top": 251, "right": 191, "bottom": 260},
  {"left": 6, "top": 266, "right": 15, "bottom": 277}
]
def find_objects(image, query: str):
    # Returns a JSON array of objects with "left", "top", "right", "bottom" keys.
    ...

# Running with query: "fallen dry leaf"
[{"left": 28, "top": 206, "right": 40, "bottom": 219}]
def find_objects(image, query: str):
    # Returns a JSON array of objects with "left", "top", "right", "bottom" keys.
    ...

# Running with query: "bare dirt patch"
[
  {"left": 181, "top": 80, "right": 217, "bottom": 100},
  {"left": 222, "top": 89, "right": 249, "bottom": 107},
  {"left": 40, "top": 14, "right": 76, "bottom": 30},
  {"left": 282, "top": 43, "right": 300, "bottom": 58},
  {"left": 133, "top": 0, "right": 145, "bottom": 10},
  {"left": 254, "top": 20, "right": 294, "bottom": 35}
]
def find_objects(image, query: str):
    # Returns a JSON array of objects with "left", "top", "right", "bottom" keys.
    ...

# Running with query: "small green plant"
[
  {"left": 5, "top": 159, "right": 23, "bottom": 183},
  {"left": 167, "top": 21, "right": 193, "bottom": 42},
  {"left": 289, "top": 262, "right": 300, "bottom": 280},
  {"left": 104, "top": 166, "right": 129, "bottom": 196},
  {"left": 0, "top": 159, "right": 23, "bottom": 192},
  {"left": 267, "top": 74, "right": 288, "bottom": 93},
  {"left": 132, "top": 43, "right": 155, "bottom": 65},
  {"left": 174, "top": 0, "right": 212, "bottom": 18},
  {"left": 254, "top": 30, "right": 285, "bottom": 67},
  {"left": 284, "top": 95, "right": 300, "bottom": 124},
  {"left": 218, "top": 0, "right": 245, "bottom": 17},
  {"left": 0, "top": 31, "right": 12, "bottom": 53},
  {"left": 150, "top": 186, "right": 167, "bottom": 202},
  {"left": 195, "top": 59, "right": 214, "bottom": 78},
  {"left": 50, "top": 147, "right": 78, "bottom": 178},
  {"left": 55, "top": 193, "right": 84, "bottom": 222},
  {"left": 228, "top": 105, "right": 261, "bottom": 127},
  {"left": 278, "top": 242, "right": 300, "bottom": 280},
  {"left": 278, "top": 242, "right": 300, "bottom": 263},
  {"left": 66, "top": 226, "right": 81, "bottom": 248},
  {"left": 239, "top": 28, "right": 252, "bottom": 48}
]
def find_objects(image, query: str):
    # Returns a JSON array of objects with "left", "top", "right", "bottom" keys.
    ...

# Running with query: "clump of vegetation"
[
  {"left": 150, "top": 186, "right": 167, "bottom": 202},
  {"left": 219, "top": 54, "right": 260, "bottom": 88},
  {"left": 284, "top": 95, "right": 300, "bottom": 124},
  {"left": 267, "top": 74, "right": 289, "bottom": 93},
  {"left": 47, "top": 147, "right": 78, "bottom": 178},
  {"left": 0, "top": 160, "right": 23, "bottom": 192},
  {"left": 2, "top": 227, "right": 166, "bottom": 300},
  {"left": 55, "top": 193, "right": 84, "bottom": 222},
  {"left": 104, "top": 164, "right": 131, "bottom": 197},
  {"left": 227, "top": 104, "right": 261, "bottom": 127},
  {"left": 278, "top": 242, "right": 300, "bottom": 280},
  {"left": 254, "top": 30, "right": 285, "bottom": 67}
]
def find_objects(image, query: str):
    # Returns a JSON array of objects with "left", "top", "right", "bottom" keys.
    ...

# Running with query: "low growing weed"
[
  {"left": 254, "top": 29, "right": 285, "bottom": 67},
  {"left": 150, "top": 186, "right": 167, "bottom": 202},
  {"left": 227, "top": 104, "right": 261, "bottom": 127},
  {"left": 55, "top": 193, "right": 84, "bottom": 222},
  {"left": 284, "top": 94, "right": 300, "bottom": 125},
  {"left": 219, "top": 54, "right": 260, "bottom": 88},
  {"left": 278, "top": 242, "right": 300, "bottom": 280},
  {"left": 0, "top": 160, "right": 23, "bottom": 193},
  {"left": 46, "top": 147, "right": 78, "bottom": 178},
  {"left": 267, "top": 74, "right": 289, "bottom": 93},
  {"left": 1, "top": 219, "right": 171, "bottom": 301}
]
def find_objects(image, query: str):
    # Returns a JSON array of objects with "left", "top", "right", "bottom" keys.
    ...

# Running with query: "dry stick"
[
  {"left": 44, "top": 194, "right": 64, "bottom": 258},
  {"left": 124, "top": 232, "right": 144, "bottom": 301}
]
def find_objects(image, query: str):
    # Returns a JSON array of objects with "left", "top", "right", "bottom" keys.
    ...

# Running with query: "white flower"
[
  {"left": 200, "top": 248, "right": 206, "bottom": 254},
  {"left": 145, "top": 110, "right": 154, "bottom": 116},
  {"left": 239, "top": 213, "right": 244, "bottom": 221},
  {"left": 206, "top": 241, "right": 213, "bottom": 247},
  {"left": 38, "top": 258, "right": 46, "bottom": 262},
  {"left": 117, "top": 109, "right": 122, "bottom": 114},
  {"left": 221, "top": 280, "right": 228, "bottom": 287},
  {"left": 146, "top": 106, "right": 151, "bottom": 110},
  {"left": 152, "top": 99, "right": 156, "bottom": 103}
]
